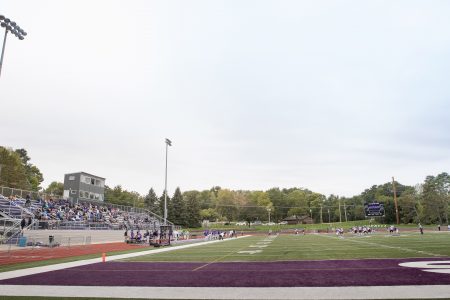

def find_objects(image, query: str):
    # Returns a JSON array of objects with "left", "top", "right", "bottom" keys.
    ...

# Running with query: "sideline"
[
  {"left": 0, "top": 235, "right": 250, "bottom": 281},
  {"left": 2, "top": 285, "right": 450, "bottom": 299}
]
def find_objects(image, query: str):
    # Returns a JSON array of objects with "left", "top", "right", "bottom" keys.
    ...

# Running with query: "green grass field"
[{"left": 123, "top": 231, "right": 450, "bottom": 263}]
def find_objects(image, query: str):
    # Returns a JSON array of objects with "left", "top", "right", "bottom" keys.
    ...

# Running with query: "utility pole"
[
  {"left": 338, "top": 197, "right": 342, "bottom": 223},
  {"left": 392, "top": 176, "right": 399, "bottom": 225},
  {"left": 344, "top": 201, "right": 348, "bottom": 222},
  {"left": 320, "top": 206, "right": 323, "bottom": 223}
]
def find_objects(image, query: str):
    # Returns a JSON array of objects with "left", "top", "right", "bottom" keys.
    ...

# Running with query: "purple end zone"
[{"left": 2, "top": 258, "right": 450, "bottom": 287}]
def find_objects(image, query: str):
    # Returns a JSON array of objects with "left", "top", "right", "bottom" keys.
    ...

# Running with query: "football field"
[
  {"left": 2, "top": 231, "right": 450, "bottom": 299},
  {"left": 124, "top": 231, "right": 450, "bottom": 262}
]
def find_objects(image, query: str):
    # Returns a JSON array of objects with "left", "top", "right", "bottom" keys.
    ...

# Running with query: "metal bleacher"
[
  {"left": 0, "top": 191, "right": 171, "bottom": 245},
  {"left": 0, "top": 196, "right": 24, "bottom": 244}
]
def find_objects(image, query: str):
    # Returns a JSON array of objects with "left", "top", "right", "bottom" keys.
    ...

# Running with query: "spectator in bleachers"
[{"left": 5, "top": 194, "right": 160, "bottom": 232}]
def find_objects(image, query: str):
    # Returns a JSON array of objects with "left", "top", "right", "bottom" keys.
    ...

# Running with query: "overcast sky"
[{"left": 1, "top": 0, "right": 449, "bottom": 197}]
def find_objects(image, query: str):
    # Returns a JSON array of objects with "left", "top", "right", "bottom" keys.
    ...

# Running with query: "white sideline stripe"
[
  {"left": 2, "top": 285, "right": 450, "bottom": 299},
  {"left": 0, "top": 236, "right": 251, "bottom": 281}
]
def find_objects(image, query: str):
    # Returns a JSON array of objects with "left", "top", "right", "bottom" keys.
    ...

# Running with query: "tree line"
[
  {"left": 105, "top": 173, "right": 450, "bottom": 227},
  {"left": 1, "top": 146, "right": 449, "bottom": 226}
]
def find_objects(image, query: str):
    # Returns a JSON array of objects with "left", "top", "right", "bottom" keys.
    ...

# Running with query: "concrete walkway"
[{"left": 2, "top": 284, "right": 450, "bottom": 299}]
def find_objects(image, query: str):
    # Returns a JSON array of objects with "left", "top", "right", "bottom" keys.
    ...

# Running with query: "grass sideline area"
[{"left": 124, "top": 231, "right": 450, "bottom": 262}]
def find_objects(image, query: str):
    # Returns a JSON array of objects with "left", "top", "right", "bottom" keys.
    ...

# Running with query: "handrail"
[{"left": 0, "top": 211, "right": 21, "bottom": 244}]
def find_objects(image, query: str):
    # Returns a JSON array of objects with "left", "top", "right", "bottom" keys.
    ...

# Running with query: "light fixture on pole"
[
  {"left": 164, "top": 138, "right": 172, "bottom": 225},
  {"left": 0, "top": 15, "right": 27, "bottom": 78}
]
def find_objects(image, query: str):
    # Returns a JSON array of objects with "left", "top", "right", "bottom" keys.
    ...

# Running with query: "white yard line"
[
  {"left": 2, "top": 285, "right": 450, "bottom": 299},
  {"left": 0, "top": 236, "right": 251, "bottom": 281}
]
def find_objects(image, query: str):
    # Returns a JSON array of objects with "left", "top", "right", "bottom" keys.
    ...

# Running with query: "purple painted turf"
[{"left": 2, "top": 258, "right": 450, "bottom": 287}]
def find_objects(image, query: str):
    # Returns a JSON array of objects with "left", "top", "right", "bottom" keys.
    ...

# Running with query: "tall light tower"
[
  {"left": 0, "top": 15, "right": 27, "bottom": 78},
  {"left": 164, "top": 138, "right": 172, "bottom": 225}
]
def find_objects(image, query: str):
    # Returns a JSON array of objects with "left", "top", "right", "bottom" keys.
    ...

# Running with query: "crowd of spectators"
[{"left": 1, "top": 194, "right": 158, "bottom": 230}]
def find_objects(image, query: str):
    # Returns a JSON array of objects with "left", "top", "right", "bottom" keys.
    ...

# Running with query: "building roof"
[{"left": 65, "top": 172, "right": 106, "bottom": 180}]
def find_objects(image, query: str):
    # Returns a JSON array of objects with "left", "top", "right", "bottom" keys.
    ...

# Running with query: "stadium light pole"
[
  {"left": 0, "top": 15, "right": 27, "bottom": 78},
  {"left": 164, "top": 138, "right": 172, "bottom": 225},
  {"left": 392, "top": 177, "right": 400, "bottom": 225}
]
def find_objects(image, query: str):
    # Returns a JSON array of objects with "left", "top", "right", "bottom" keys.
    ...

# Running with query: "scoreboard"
[{"left": 364, "top": 202, "right": 385, "bottom": 217}]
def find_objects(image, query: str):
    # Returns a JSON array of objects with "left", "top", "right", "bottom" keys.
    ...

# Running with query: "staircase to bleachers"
[{"left": 0, "top": 211, "right": 21, "bottom": 244}]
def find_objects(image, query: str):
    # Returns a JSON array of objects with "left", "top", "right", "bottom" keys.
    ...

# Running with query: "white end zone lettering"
[{"left": 399, "top": 261, "right": 450, "bottom": 274}]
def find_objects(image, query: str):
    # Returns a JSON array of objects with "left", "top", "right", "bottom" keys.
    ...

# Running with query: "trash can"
[
  {"left": 49, "top": 235, "right": 54, "bottom": 247},
  {"left": 18, "top": 236, "right": 27, "bottom": 247}
]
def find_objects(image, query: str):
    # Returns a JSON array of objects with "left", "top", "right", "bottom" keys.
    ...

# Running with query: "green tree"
[
  {"left": 237, "top": 191, "right": 260, "bottom": 225},
  {"left": 308, "top": 193, "right": 325, "bottom": 223},
  {"left": 249, "top": 191, "right": 272, "bottom": 221},
  {"left": 14, "top": 148, "right": 43, "bottom": 191},
  {"left": 45, "top": 181, "right": 64, "bottom": 196},
  {"left": 200, "top": 208, "right": 220, "bottom": 222},
  {"left": 170, "top": 187, "right": 186, "bottom": 225},
  {"left": 183, "top": 191, "right": 201, "bottom": 228},
  {"left": 421, "top": 173, "right": 450, "bottom": 224},
  {"left": 215, "top": 189, "right": 238, "bottom": 221},
  {"left": 0, "top": 146, "right": 30, "bottom": 190},
  {"left": 144, "top": 188, "right": 159, "bottom": 214},
  {"left": 266, "top": 188, "right": 286, "bottom": 222},
  {"left": 286, "top": 189, "right": 309, "bottom": 217},
  {"left": 398, "top": 187, "right": 420, "bottom": 224},
  {"left": 104, "top": 185, "right": 143, "bottom": 207},
  {"left": 198, "top": 190, "right": 217, "bottom": 210}
]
